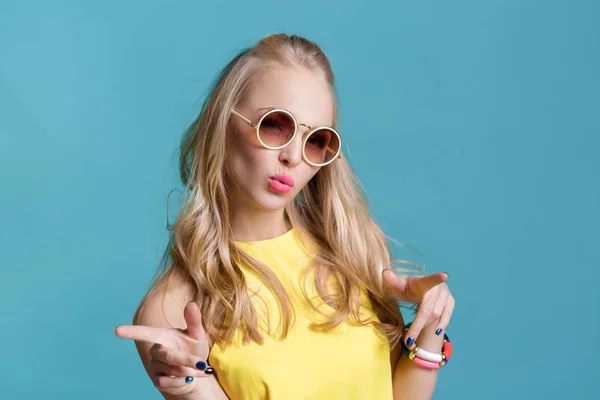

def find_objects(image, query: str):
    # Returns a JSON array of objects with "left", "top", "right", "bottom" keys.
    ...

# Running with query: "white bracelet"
[{"left": 415, "top": 346, "right": 443, "bottom": 363}]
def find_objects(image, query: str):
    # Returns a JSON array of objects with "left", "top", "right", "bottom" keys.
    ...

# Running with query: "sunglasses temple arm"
[{"left": 231, "top": 109, "right": 256, "bottom": 127}]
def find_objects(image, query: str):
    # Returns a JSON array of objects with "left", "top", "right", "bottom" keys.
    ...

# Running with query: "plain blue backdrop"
[{"left": 1, "top": 0, "right": 598, "bottom": 398}]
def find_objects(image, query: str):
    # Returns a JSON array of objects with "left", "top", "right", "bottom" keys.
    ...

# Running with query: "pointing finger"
[
  {"left": 114, "top": 324, "right": 175, "bottom": 346},
  {"left": 408, "top": 272, "right": 448, "bottom": 297}
]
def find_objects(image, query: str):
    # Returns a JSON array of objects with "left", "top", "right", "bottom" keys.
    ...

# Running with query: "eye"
[
  {"left": 307, "top": 136, "right": 326, "bottom": 149},
  {"left": 259, "top": 112, "right": 295, "bottom": 140},
  {"left": 306, "top": 130, "right": 332, "bottom": 150},
  {"left": 262, "top": 118, "right": 284, "bottom": 130}
]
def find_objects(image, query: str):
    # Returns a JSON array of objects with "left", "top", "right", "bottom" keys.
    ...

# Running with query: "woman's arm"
[
  {"left": 382, "top": 270, "right": 454, "bottom": 400},
  {"left": 126, "top": 273, "right": 229, "bottom": 400},
  {"left": 391, "top": 329, "right": 443, "bottom": 400}
]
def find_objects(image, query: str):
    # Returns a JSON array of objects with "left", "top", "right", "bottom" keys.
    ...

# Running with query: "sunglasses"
[{"left": 230, "top": 108, "right": 342, "bottom": 167}]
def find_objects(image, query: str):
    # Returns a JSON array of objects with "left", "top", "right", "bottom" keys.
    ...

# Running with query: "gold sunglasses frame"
[{"left": 231, "top": 108, "right": 342, "bottom": 167}]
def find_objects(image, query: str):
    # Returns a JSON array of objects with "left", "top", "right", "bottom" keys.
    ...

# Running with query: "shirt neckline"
[{"left": 235, "top": 227, "right": 296, "bottom": 246}]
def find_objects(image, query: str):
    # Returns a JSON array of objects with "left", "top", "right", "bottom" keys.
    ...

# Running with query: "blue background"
[{"left": 1, "top": 0, "right": 598, "bottom": 398}]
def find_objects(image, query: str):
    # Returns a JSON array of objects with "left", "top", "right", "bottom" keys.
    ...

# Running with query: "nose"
[{"left": 278, "top": 127, "right": 307, "bottom": 167}]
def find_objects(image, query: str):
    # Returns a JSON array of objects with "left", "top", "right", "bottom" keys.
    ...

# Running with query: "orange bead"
[{"left": 442, "top": 340, "right": 453, "bottom": 360}]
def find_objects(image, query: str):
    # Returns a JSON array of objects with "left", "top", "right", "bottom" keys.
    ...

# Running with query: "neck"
[{"left": 229, "top": 206, "right": 292, "bottom": 242}]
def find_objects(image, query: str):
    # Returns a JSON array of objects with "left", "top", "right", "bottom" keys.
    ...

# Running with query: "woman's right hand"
[{"left": 115, "top": 301, "right": 214, "bottom": 397}]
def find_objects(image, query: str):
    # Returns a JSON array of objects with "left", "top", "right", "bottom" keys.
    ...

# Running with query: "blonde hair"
[{"left": 134, "top": 33, "right": 419, "bottom": 349}]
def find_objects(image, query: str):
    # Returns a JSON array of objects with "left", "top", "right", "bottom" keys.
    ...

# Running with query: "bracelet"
[
  {"left": 401, "top": 321, "right": 452, "bottom": 369},
  {"left": 413, "top": 346, "right": 443, "bottom": 363},
  {"left": 413, "top": 355, "right": 441, "bottom": 369}
]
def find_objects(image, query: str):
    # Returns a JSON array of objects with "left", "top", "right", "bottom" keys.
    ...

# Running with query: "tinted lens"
[
  {"left": 304, "top": 128, "right": 340, "bottom": 165},
  {"left": 258, "top": 110, "right": 296, "bottom": 148}
]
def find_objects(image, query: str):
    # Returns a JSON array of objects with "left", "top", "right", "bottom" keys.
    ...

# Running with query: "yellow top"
[{"left": 208, "top": 228, "right": 393, "bottom": 400}]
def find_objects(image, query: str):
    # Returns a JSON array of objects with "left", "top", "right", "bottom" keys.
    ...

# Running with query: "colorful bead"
[
  {"left": 413, "top": 356, "right": 441, "bottom": 369},
  {"left": 442, "top": 340, "right": 453, "bottom": 360},
  {"left": 409, "top": 348, "right": 417, "bottom": 360},
  {"left": 415, "top": 346, "right": 444, "bottom": 363}
]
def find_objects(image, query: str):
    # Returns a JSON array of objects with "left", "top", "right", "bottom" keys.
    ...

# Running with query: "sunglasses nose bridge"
[
  {"left": 298, "top": 122, "right": 312, "bottom": 130},
  {"left": 295, "top": 123, "right": 315, "bottom": 144}
]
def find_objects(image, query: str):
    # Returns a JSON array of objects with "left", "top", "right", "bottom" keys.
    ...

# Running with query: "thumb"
[{"left": 183, "top": 300, "right": 206, "bottom": 341}]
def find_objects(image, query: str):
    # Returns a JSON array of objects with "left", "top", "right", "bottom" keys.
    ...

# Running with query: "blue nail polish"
[
  {"left": 185, "top": 376, "right": 194, "bottom": 384},
  {"left": 435, "top": 328, "right": 442, "bottom": 336},
  {"left": 196, "top": 361, "right": 207, "bottom": 370},
  {"left": 205, "top": 367, "right": 215, "bottom": 375},
  {"left": 406, "top": 337, "right": 414, "bottom": 347}
]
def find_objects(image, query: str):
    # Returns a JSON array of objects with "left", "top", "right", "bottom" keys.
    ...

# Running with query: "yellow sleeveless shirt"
[{"left": 207, "top": 228, "right": 393, "bottom": 399}]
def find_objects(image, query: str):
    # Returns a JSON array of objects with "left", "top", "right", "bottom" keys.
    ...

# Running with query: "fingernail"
[
  {"left": 435, "top": 328, "right": 442, "bottom": 336},
  {"left": 205, "top": 367, "right": 214, "bottom": 375},
  {"left": 406, "top": 337, "right": 415, "bottom": 347},
  {"left": 196, "top": 361, "right": 207, "bottom": 370},
  {"left": 443, "top": 272, "right": 449, "bottom": 278},
  {"left": 185, "top": 376, "right": 194, "bottom": 384}
]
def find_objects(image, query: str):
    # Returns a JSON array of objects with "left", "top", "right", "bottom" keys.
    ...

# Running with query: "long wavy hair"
[{"left": 134, "top": 33, "right": 419, "bottom": 349}]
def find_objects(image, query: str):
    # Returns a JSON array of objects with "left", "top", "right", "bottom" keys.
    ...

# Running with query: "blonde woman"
[{"left": 115, "top": 33, "right": 455, "bottom": 400}]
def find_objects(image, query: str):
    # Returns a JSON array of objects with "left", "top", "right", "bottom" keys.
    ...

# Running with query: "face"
[{"left": 225, "top": 66, "right": 335, "bottom": 213}]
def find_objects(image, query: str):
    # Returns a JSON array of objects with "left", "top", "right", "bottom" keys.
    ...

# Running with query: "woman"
[{"left": 115, "top": 33, "right": 455, "bottom": 400}]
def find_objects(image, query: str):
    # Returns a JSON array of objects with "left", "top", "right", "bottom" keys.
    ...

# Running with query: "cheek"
[
  {"left": 296, "top": 167, "right": 321, "bottom": 190},
  {"left": 226, "top": 142, "right": 269, "bottom": 185}
]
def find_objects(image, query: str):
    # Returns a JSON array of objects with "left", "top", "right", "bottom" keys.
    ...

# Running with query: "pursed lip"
[{"left": 270, "top": 173, "right": 295, "bottom": 187}]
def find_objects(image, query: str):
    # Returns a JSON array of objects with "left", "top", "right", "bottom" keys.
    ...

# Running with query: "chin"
[
  {"left": 232, "top": 182, "right": 296, "bottom": 212},
  {"left": 255, "top": 192, "right": 293, "bottom": 211},
  {"left": 243, "top": 185, "right": 294, "bottom": 211}
]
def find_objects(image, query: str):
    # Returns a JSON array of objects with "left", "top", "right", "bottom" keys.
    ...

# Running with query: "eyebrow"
[
  {"left": 254, "top": 106, "right": 332, "bottom": 128},
  {"left": 255, "top": 106, "right": 276, "bottom": 114}
]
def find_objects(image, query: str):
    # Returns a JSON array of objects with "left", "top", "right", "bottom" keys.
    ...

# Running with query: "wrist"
[
  {"left": 401, "top": 321, "right": 453, "bottom": 369},
  {"left": 203, "top": 376, "right": 230, "bottom": 400}
]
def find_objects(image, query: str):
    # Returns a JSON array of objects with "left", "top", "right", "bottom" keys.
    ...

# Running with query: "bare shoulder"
[
  {"left": 134, "top": 269, "right": 196, "bottom": 329},
  {"left": 132, "top": 269, "right": 197, "bottom": 376}
]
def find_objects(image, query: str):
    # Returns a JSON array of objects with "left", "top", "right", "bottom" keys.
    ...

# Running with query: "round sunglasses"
[{"left": 230, "top": 108, "right": 342, "bottom": 167}]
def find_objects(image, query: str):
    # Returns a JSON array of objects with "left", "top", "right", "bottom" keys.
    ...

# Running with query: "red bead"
[{"left": 442, "top": 341, "right": 453, "bottom": 360}]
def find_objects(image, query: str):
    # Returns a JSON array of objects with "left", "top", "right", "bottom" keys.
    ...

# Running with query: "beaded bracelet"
[{"left": 401, "top": 322, "right": 453, "bottom": 369}]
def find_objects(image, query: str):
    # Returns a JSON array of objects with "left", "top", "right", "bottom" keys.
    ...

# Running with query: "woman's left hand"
[{"left": 382, "top": 269, "right": 455, "bottom": 347}]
